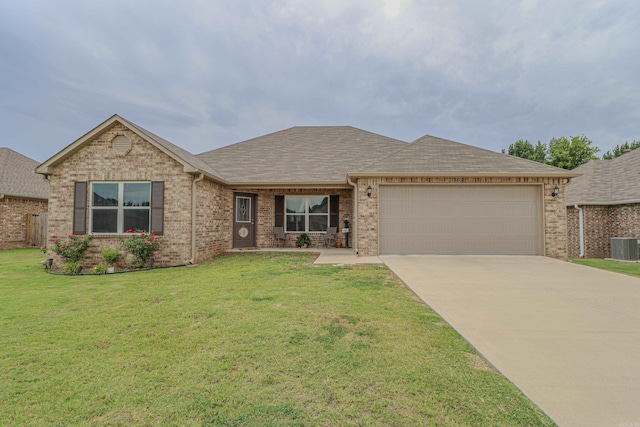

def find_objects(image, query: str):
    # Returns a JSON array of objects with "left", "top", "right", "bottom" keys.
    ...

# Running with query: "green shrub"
[
  {"left": 295, "top": 233, "right": 311, "bottom": 247},
  {"left": 120, "top": 230, "right": 162, "bottom": 268},
  {"left": 93, "top": 263, "right": 108, "bottom": 274},
  {"left": 101, "top": 249, "right": 121, "bottom": 266},
  {"left": 62, "top": 262, "right": 80, "bottom": 274},
  {"left": 50, "top": 234, "right": 93, "bottom": 263}
]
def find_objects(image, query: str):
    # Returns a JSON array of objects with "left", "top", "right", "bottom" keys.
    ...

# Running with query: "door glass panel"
[{"left": 236, "top": 197, "right": 251, "bottom": 223}]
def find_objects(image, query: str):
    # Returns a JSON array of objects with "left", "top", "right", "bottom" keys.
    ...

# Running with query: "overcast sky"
[{"left": 1, "top": 0, "right": 639, "bottom": 162}]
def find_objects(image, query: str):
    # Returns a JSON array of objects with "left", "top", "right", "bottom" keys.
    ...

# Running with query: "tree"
[
  {"left": 502, "top": 139, "right": 548, "bottom": 163},
  {"left": 547, "top": 135, "right": 599, "bottom": 170},
  {"left": 602, "top": 140, "right": 640, "bottom": 159}
]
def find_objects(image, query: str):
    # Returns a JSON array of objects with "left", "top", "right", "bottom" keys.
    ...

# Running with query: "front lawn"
[
  {"left": 571, "top": 258, "right": 640, "bottom": 278},
  {"left": 0, "top": 249, "right": 554, "bottom": 426}
]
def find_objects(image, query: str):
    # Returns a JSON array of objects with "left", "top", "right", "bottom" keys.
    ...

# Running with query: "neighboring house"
[
  {"left": 566, "top": 148, "right": 640, "bottom": 259},
  {"left": 36, "top": 115, "right": 577, "bottom": 267},
  {"left": 0, "top": 148, "right": 49, "bottom": 250}
]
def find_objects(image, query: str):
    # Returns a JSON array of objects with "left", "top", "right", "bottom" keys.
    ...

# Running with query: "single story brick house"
[
  {"left": 566, "top": 148, "right": 640, "bottom": 259},
  {"left": 36, "top": 115, "right": 577, "bottom": 267},
  {"left": 0, "top": 148, "right": 49, "bottom": 250}
]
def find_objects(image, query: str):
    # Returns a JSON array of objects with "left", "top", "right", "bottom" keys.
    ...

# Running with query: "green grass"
[
  {"left": 571, "top": 258, "right": 640, "bottom": 278},
  {"left": 0, "top": 249, "right": 555, "bottom": 426}
]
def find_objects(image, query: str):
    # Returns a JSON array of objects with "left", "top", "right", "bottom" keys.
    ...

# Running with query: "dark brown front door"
[{"left": 233, "top": 193, "right": 256, "bottom": 248}]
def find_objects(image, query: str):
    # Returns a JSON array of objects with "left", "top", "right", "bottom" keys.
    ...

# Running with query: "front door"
[{"left": 233, "top": 193, "right": 256, "bottom": 248}]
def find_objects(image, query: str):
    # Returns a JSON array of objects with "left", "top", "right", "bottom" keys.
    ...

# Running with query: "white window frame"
[
  {"left": 285, "top": 195, "right": 329, "bottom": 233},
  {"left": 89, "top": 181, "right": 151, "bottom": 234}
]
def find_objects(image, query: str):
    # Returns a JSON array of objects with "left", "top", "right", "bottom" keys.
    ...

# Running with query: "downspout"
[
  {"left": 190, "top": 173, "right": 205, "bottom": 264},
  {"left": 574, "top": 205, "right": 584, "bottom": 258},
  {"left": 347, "top": 176, "right": 358, "bottom": 254}
]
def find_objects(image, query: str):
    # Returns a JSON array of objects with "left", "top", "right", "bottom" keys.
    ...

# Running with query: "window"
[
  {"left": 90, "top": 182, "right": 151, "bottom": 233},
  {"left": 235, "top": 196, "right": 252, "bottom": 223},
  {"left": 285, "top": 196, "right": 329, "bottom": 232}
]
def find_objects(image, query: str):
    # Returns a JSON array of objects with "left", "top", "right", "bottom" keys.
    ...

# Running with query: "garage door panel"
[{"left": 379, "top": 186, "right": 541, "bottom": 255}]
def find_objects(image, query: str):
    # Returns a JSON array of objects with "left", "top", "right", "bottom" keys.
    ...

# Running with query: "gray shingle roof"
[
  {"left": 566, "top": 148, "right": 640, "bottom": 205},
  {"left": 36, "top": 115, "right": 225, "bottom": 182},
  {"left": 359, "top": 134, "right": 578, "bottom": 176},
  {"left": 0, "top": 148, "right": 49, "bottom": 199},
  {"left": 116, "top": 116, "right": 223, "bottom": 179},
  {"left": 197, "top": 126, "right": 408, "bottom": 184}
]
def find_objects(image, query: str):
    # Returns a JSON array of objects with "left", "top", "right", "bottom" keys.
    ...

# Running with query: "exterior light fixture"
[
  {"left": 552, "top": 185, "right": 560, "bottom": 197},
  {"left": 367, "top": 185, "right": 372, "bottom": 197}
]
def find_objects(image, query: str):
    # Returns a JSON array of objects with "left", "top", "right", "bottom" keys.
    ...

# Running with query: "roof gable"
[
  {"left": 357, "top": 134, "right": 578, "bottom": 177},
  {"left": 36, "top": 115, "right": 225, "bottom": 182},
  {"left": 197, "top": 126, "right": 408, "bottom": 185},
  {"left": 0, "top": 148, "right": 49, "bottom": 199},
  {"left": 566, "top": 148, "right": 640, "bottom": 205}
]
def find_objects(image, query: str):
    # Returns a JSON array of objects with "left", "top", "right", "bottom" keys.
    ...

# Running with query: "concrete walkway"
[
  {"left": 381, "top": 255, "right": 640, "bottom": 427},
  {"left": 227, "top": 247, "right": 383, "bottom": 265}
]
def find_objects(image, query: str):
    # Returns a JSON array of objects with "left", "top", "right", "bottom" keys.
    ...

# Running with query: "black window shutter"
[
  {"left": 330, "top": 195, "right": 339, "bottom": 228},
  {"left": 275, "top": 195, "right": 284, "bottom": 227},
  {"left": 150, "top": 181, "right": 164, "bottom": 235},
  {"left": 73, "top": 182, "right": 87, "bottom": 235}
]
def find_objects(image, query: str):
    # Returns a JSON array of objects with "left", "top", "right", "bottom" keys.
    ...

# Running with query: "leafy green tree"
[
  {"left": 547, "top": 135, "right": 599, "bottom": 170},
  {"left": 602, "top": 140, "right": 640, "bottom": 159},
  {"left": 502, "top": 139, "right": 548, "bottom": 163}
]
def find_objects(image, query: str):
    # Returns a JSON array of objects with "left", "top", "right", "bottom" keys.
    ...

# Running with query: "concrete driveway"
[{"left": 381, "top": 255, "right": 640, "bottom": 427}]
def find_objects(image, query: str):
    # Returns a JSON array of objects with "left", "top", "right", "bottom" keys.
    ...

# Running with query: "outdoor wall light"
[
  {"left": 367, "top": 185, "right": 372, "bottom": 197},
  {"left": 552, "top": 185, "right": 560, "bottom": 197}
]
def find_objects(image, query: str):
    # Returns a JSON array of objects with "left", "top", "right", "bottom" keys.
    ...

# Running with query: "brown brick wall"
[
  {"left": 0, "top": 197, "right": 48, "bottom": 250},
  {"left": 567, "top": 203, "right": 640, "bottom": 259},
  {"left": 231, "top": 188, "right": 353, "bottom": 249},
  {"left": 355, "top": 176, "right": 568, "bottom": 260},
  {"left": 195, "top": 178, "right": 232, "bottom": 262},
  {"left": 46, "top": 122, "right": 196, "bottom": 268},
  {"left": 610, "top": 204, "right": 640, "bottom": 239}
]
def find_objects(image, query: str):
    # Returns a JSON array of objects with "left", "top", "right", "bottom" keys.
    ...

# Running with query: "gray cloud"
[{"left": 1, "top": 0, "right": 639, "bottom": 161}]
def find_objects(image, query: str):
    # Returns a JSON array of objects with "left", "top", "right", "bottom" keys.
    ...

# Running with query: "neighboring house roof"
[
  {"left": 0, "top": 148, "right": 49, "bottom": 199},
  {"left": 197, "top": 126, "right": 408, "bottom": 185},
  {"left": 566, "top": 148, "right": 640, "bottom": 205},
  {"left": 356, "top": 134, "right": 579, "bottom": 177},
  {"left": 36, "top": 115, "right": 225, "bottom": 183}
]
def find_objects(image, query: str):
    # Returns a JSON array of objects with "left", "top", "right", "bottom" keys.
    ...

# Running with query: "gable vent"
[{"left": 112, "top": 135, "right": 131, "bottom": 155}]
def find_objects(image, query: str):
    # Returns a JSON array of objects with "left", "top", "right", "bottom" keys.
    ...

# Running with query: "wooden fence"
[{"left": 26, "top": 213, "right": 48, "bottom": 248}]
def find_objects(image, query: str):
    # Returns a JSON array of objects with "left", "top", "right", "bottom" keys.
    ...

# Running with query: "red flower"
[
  {"left": 126, "top": 229, "right": 133, "bottom": 233},
  {"left": 140, "top": 233, "right": 145, "bottom": 237}
]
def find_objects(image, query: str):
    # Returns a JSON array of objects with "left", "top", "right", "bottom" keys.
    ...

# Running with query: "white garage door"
[{"left": 379, "top": 185, "right": 542, "bottom": 255}]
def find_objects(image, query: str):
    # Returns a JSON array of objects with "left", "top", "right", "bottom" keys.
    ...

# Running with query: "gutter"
[
  {"left": 190, "top": 173, "right": 205, "bottom": 264},
  {"left": 347, "top": 176, "right": 358, "bottom": 255},
  {"left": 346, "top": 171, "right": 582, "bottom": 178},
  {"left": 574, "top": 205, "right": 584, "bottom": 258}
]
